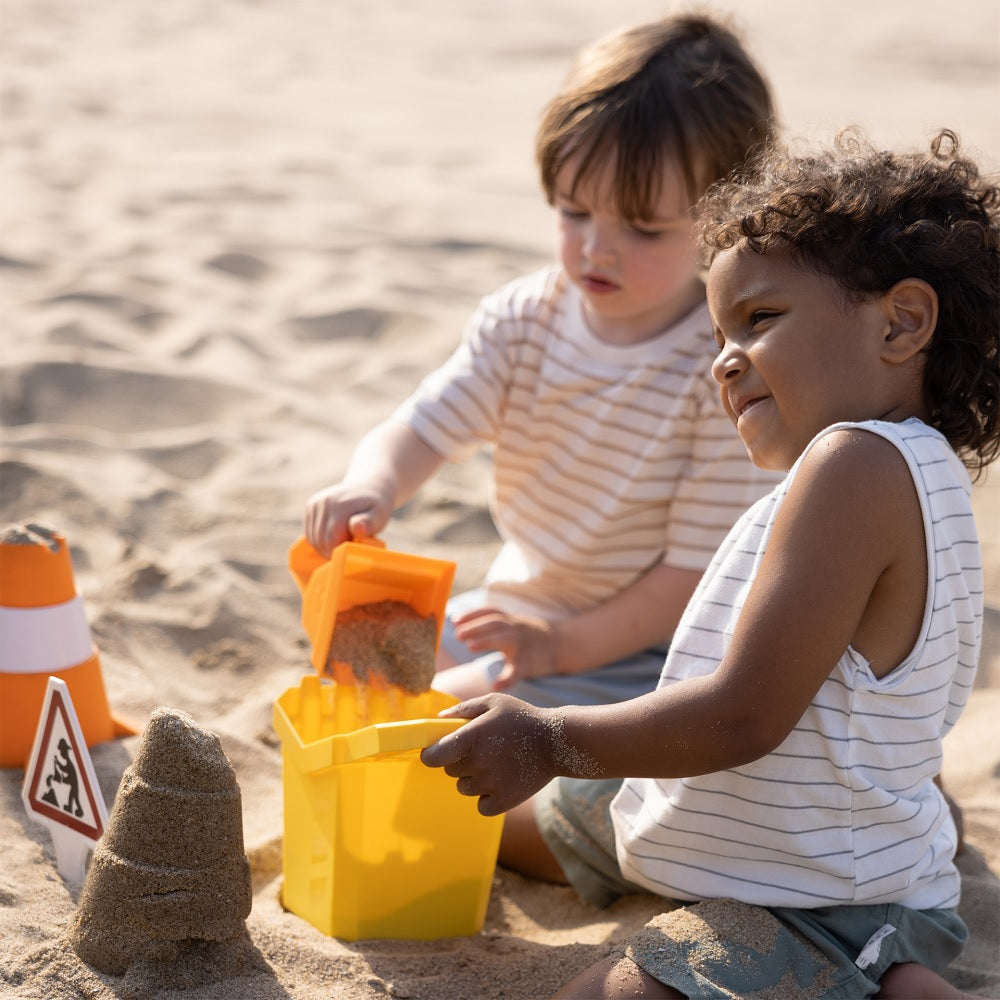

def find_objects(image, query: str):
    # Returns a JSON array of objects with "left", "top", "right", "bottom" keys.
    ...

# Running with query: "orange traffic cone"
[{"left": 0, "top": 522, "right": 137, "bottom": 768}]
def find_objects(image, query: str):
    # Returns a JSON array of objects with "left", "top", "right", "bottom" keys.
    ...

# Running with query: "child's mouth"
[
  {"left": 735, "top": 395, "right": 766, "bottom": 418},
  {"left": 581, "top": 273, "right": 619, "bottom": 294}
]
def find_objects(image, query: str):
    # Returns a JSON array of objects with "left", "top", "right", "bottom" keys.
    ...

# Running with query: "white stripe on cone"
[{"left": 0, "top": 597, "right": 95, "bottom": 673}]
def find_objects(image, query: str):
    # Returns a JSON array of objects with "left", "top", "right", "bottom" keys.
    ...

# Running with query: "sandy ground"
[{"left": 1, "top": 1, "right": 998, "bottom": 997}]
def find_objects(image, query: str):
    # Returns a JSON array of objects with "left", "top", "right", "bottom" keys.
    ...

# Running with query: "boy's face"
[
  {"left": 707, "top": 245, "right": 893, "bottom": 472},
  {"left": 553, "top": 156, "right": 703, "bottom": 344}
]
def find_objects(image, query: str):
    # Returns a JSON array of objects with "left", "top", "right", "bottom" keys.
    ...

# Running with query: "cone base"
[{"left": 0, "top": 655, "right": 136, "bottom": 769}]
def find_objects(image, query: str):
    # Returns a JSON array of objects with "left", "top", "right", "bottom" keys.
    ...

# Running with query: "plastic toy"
[
  {"left": 0, "top": 523, "right": 136, "bottom": 768},
  {"left": 275, "top": 537, "right": 502, "bottom": 939}
]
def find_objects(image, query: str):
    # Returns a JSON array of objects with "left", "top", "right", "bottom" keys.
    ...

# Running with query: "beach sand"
[{"left": 1, "top": 1, "right": 998, "bottom": 996}]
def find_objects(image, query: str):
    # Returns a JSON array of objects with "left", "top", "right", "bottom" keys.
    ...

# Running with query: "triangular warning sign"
[{"left": 22, "top": 677, "right": 107, "bottom": 853}]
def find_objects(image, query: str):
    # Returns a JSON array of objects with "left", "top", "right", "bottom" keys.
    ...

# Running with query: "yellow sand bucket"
[
  {"left": 278, "top": 538, "right": 501, "bottom": 939},
  {"left": 273, "top": 674, "right": 503, "bottom": 940},
  {"left": 0, "top": 524, "right": 137, "bottom": 769}
]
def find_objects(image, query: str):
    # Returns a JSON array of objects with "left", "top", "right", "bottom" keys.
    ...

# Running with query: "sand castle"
[{"left": 70, "top": 708, "right": 257, "bottom": 980}]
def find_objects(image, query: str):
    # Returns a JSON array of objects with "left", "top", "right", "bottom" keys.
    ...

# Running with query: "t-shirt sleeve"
[{"left": 391, "top": 290, "right": 515, "bottom": 463}]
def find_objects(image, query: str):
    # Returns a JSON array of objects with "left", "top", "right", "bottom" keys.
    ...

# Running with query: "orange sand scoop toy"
[
  {"left": 288, "top": 536, "right": 456, "bottom": 726},
  {"left": 0, "top": 523, "right": 137, "bottom": 769}
]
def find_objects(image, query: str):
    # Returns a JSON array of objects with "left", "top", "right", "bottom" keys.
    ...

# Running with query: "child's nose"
[
  {"left": 583, "top": 221, "right": 616, "bottom": 262},
  {"left": 711, "top": 346, "right": 747, "bottom": 384}
]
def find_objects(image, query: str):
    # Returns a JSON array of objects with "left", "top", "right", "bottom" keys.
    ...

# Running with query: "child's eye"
[
  {"left": 748, "top": 310, "right": 778, "bottom": 328},
  {"left": 630, "top": 224, "right": 661, "bottom": 239},
  {"left": 559, "top": 207, "right": 589, "bottom": 221}
]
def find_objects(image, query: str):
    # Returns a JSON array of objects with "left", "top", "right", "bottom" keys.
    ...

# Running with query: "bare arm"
[
  {"left": 555, "top": 561, "right": 702, "bottom": 672},
  {"left": 303, "top": 419, "right": 444, "bottom": 556},
  {"left": 424, "top": 429, "right": 927, "bottom": 814},
  {"left": 450, "top": 562, "right": 701, "bottom": 686}
]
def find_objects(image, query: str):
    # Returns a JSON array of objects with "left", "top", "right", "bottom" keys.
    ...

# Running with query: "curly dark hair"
[{"left": 697, "top": 129, "right": 1000, "bottom": 478}]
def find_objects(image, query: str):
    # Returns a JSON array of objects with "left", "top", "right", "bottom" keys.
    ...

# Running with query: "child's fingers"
[
  {"left": 420, "top": 733, "right": 461, "bottom": 769},
  {"left": 346, "top": 512, "right": 373, "bottom": 539},
  {"left": 420, "top": 697, "right": 492, "bottom": 768},
  {"left": 435, "top": 695, "right": 492, "bottom": 720},
  {"left": 450, "top": 606, "right": 505, "bottom": 627},
  {"left": 455, "top": 621, "right": 510, "bottom": 653},
  {"left": 490, "top": 662, "right": 519, "bottom": 691}
]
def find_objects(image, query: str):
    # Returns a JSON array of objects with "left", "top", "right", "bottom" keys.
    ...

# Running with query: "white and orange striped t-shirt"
[
  {"left": 611, "top": 418, "right": 981, "bottom": 910},
  {"left": 392, "top": 266, "right": 779, "bottom": 621}
]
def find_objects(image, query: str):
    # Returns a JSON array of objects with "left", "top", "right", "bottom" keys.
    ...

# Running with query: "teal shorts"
[
  {"left": 534, "top": 776, "right": 968, "bottom": 999},
  {"left": 439, "top": 589, "right": 667, "bottom": 708}
]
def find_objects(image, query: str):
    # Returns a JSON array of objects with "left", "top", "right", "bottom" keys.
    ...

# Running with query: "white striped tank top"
[{"left": 611, "top": 418, "right": 982, "bottom": 909}]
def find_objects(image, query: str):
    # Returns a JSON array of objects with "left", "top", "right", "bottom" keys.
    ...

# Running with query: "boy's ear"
[{"left": 880, "top": 278, "right": 938, "bottom": 363}]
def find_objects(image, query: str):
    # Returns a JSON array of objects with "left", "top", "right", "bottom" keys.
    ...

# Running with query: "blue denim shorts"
[
  {"left": 438, "top": 589, "right": 667, "bottom": 707},
  {"left": 534, "top": 776, "right": 968, "bottom": 998}
]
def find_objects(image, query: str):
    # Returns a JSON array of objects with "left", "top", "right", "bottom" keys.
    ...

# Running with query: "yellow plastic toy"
[
  {"left": 276, "top": 536, "right": 502, "bottom": 940},
  {"left": 274, "top": 674, "right": 503, "bottom": 940}
]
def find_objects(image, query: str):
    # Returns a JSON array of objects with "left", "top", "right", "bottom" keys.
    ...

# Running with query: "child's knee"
[{"left": 877, "top": 962, "right": 969, "bottom": 999}]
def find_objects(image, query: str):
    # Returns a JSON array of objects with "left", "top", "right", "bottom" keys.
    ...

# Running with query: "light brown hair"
[{"left": 536, "top": 12, "right": 776, "bottom": 222}]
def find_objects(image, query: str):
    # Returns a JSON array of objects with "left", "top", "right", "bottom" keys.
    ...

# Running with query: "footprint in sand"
[
  {"left": 286, "top": 306, "right": 390, "bottom": 341},
  {"left": 2, "top": 360, "right": 249, "bottom": 432},
  {"left": 205, "top": 251, "right": 271, "bottom": 282},
  {"left": 44, "top": 291, "right": 168, "bottom": 330}
]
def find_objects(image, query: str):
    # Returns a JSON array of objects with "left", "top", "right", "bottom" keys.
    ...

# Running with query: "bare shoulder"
[
  {"left": 801, "top": 424, "right": 909, "bottom": 468},
  {"left": 763, "top": 424, "right": 925, "bottom": 622},
  {"left": 780, "top": 425, "right": 921, "bottom": 570},
  {"left": 780, "top": 426, "right": 925, "bottom": 677},
  {"left": 792, "top": 426, "right": 914, "bottom": 507},
  {"left": 720, "top": 424, "right": 927, "bottom": 736}
]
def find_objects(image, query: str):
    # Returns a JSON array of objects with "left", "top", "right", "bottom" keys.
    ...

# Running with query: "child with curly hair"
[{"left": 423, "top": 129, "right": 999, "bottom": 999}]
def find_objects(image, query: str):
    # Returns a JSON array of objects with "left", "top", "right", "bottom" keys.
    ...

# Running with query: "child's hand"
[
  {"left": 420, "top": 694, "right": 559, "bottom": 816},
  {"left": 451, "top": 608, "right": 561, "bottom": 687},
  {"left": 303, "top": 481, "right": 391, "bottom": 557}
]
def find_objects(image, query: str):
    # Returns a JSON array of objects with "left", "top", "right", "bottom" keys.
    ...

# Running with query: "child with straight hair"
[
  {"left": 422, "top": 130, "right": 999, "bottom": 999},
  {"left": 304, "top": 13, "right": 779, "bottom": 707}
]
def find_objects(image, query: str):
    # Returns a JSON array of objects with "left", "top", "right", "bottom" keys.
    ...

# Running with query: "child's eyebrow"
[{"left": 724, "top": 284, "right": 779, "bottom": 310}]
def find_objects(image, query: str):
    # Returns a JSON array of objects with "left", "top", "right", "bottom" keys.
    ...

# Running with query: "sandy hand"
[{"left": 421, "top": 694, "right": 565, "bottom": 816}]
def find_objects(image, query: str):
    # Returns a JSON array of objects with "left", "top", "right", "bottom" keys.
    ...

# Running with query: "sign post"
[{"left": 21, "top": 676, "right": 109, "bottom": 883}]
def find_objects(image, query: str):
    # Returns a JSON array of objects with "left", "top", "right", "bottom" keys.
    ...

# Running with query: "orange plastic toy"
[
  {"left": 0, "top": 523, "right": 137, "bottom": 769},
  {"left": 288, "top": 535, "right": 456, "bottom": 679}
]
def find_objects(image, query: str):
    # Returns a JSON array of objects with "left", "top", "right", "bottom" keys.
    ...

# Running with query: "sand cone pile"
[
  {"left": 70, "top": 708, "right": 253, "bottom": 977},
  {"left": 0, "top": 522, "right": 136, "bottom": 768}
]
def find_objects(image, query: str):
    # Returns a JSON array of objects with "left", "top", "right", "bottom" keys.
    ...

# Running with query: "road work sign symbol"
[{"left": 22, "top": 677, "right": 109, "bottom": 881}]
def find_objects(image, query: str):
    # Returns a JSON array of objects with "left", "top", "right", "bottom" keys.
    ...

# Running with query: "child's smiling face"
[
  {"left": 554, "top": 154, "right": 704, "bottom": 345},
  {"left": 707, "top": 244, "right": 901, "bottom": 472}
]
